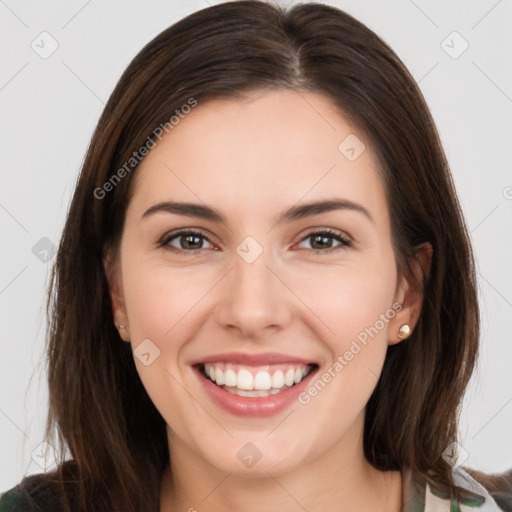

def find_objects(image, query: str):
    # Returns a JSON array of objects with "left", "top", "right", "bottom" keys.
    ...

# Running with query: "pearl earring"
[{"left": 398, "top": 324, "right": 411, "bottom": 339}]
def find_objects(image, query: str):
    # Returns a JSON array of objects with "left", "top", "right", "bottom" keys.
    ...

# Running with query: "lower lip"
[{"left": 194, "top": 365, "right": 319, "bottom": 417}]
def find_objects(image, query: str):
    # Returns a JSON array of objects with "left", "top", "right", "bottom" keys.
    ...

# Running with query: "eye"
[
  {"left": 296, "top": 228, "right": 352, "bottom": 253},
  {"left": 157, "top": 227, "right": 352, "bottom": 255},
  {"left": 158, "top": 230, "right": 215, "bottom": 254}
]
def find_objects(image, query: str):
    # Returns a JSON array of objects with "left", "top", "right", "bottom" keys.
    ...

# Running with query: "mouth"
[
  {"left": 199, "top": 362, "right": 317, "bottom": 397},
  {"left": 191, "top": 354, "right": 319, "bottom": 417}
]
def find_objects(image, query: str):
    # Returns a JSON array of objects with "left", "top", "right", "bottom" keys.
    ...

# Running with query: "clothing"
[
  {"left": 1, "top": 464, "right": 511, "bottom": 511},
  {"left": 402, "top": 466, "right": 512, "bottom": 511}
]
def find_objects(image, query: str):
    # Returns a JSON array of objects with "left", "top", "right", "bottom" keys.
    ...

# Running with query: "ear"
[
  {"left": 388, "top": 242, "right": 433, "bottom": 345},
  {"left": 103, "top": 248, "right": 131, "bottom": 342}
]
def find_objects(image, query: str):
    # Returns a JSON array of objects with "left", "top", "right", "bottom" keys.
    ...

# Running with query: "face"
[{"left": 105, "top": 88, "right": 422, "bottom": 477}]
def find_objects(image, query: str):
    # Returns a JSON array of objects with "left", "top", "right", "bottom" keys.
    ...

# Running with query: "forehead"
[{"left": 127, "top": 88, "right": 388, "bottom": 225}]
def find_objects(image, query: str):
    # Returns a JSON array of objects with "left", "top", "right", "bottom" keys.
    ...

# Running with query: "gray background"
[{"left": 1, "top": 0, "right": 511, "bottom": 491}]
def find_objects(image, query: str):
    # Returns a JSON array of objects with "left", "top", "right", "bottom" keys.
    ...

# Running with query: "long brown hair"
[{"left": 22, "top": 1, "right": 484, "bottom": 509}]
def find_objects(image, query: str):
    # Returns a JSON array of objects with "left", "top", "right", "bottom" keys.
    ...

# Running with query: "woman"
[{"left": 1, "top": 1, "right": 511, "bottom": 511}]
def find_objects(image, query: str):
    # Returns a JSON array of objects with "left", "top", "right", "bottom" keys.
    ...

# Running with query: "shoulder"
[
  {"left": 424, "top": 465, "right": 512, "bottom": 511},
  {"left": 0, "top": 475, "right": 50, "bottom": 512},
  {"left": 460, "top": 466, "right": 512, "bottom": 511},
  {"left": 402, "top": 464, "right": 512, "bottom": 511},
  {"left": 0, "top": 461, "right": 80, "bottom": 512},
  {"left": 0, "top": 486, "right": 32, "bottom": 512}
]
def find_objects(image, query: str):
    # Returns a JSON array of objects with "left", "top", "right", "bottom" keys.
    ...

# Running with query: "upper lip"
[{"left": 192, "top": 352, "right": 317, "bottom": 366}]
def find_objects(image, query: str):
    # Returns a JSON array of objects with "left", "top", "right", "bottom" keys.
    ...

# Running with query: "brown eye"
[
  {"left": 297, "top": 229, "right": 352, "bottom": 253},
  {"left": 159, "top": 230, "right": 215, "bottom": 254}
]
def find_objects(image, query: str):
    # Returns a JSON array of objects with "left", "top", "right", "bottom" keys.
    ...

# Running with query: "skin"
[{"left": 105, "top": 88, "right": 431, "bottom": 511}]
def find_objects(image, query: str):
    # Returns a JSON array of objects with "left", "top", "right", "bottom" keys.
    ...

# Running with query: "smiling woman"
[{"left": 1, "top": 1, "right": 511, "bottom": 512}]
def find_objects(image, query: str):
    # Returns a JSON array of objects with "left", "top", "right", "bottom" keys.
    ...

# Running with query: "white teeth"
[
  {"left": 271, "top": 370, "right": 284, "bottom": 389},
  {"left": 224, "top": 387, "right": 285, "bottom": 397},
  {"left": 215, "top": 367, "right": 224, "bottom": 386},
  {"left": 237, "top": 369, "right": 254, "bottom": 390},
  {"left": 224, "top": 368, "right": 237, "bottom": 387},
  {"left": 254, "top": 371, "right": 272, "bottom": 390},
  {"left": 203, "top": 363, "right": 313, "bottom": 394}
]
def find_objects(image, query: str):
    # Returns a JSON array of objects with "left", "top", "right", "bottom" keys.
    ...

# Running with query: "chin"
[{"left": 198, "top": 435, "right": 313, "bottom": 477}]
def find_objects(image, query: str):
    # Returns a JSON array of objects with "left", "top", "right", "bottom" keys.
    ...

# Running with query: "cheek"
[
  {"left": 291, "top": 258, "right": 398, "bottom": 416},
  {"left": 122, "top": 259, "right": 212, "bottom": 343},
  {"left": 120, "top": 262, "right": 214, "bottom": 433},
  {"left": 289, "top": 258, "right": 398, "bottom": 351},
  {"left": 295, "top": 258, "right": 397, "bottom": 410}
]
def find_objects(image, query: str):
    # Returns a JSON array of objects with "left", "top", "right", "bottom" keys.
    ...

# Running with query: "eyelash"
[{"left": 157, "top": 228, "right": 353, "bottom": 256}]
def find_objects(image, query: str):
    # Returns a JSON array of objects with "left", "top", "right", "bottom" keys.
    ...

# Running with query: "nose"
[{"left": 214, "top": 249, "right": 293, "bottom": 340}]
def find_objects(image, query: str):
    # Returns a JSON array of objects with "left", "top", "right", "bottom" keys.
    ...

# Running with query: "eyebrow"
[{"left": 142, "top": 198, "right": 374, "bottom": 225}]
